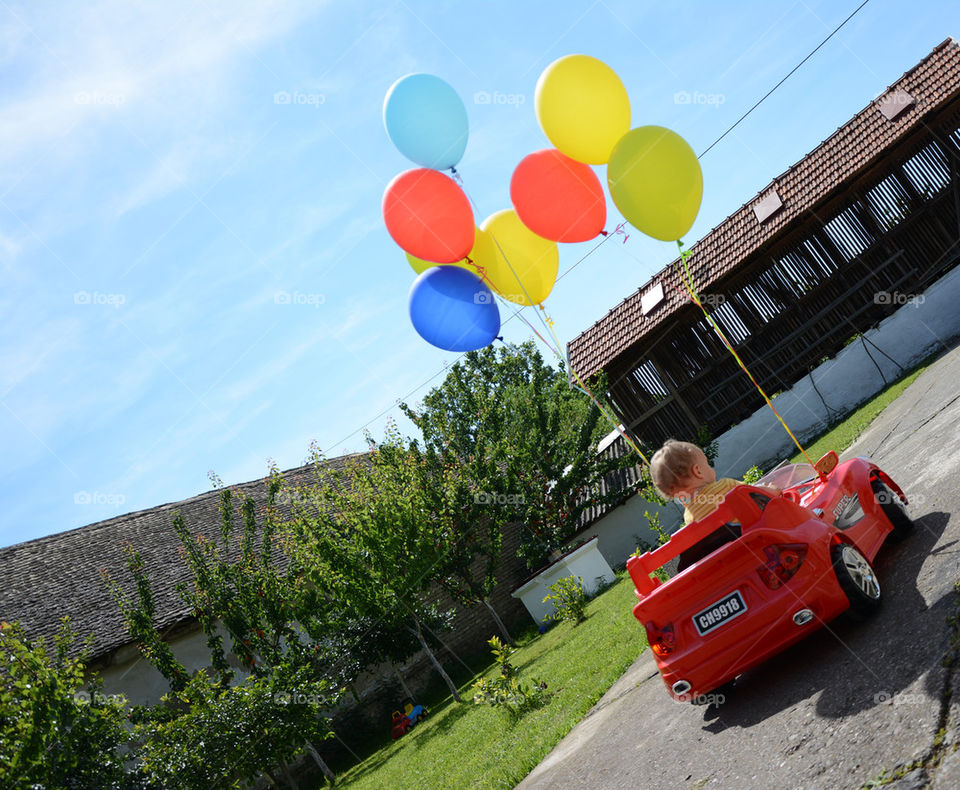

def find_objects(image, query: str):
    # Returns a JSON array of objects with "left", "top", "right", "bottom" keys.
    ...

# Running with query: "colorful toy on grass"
[
  {"left": 627, "top": 451, "right": 913, "bottom": 705},
  {"left": 390, "top": 700, "right": 428, "bottom": 740}
]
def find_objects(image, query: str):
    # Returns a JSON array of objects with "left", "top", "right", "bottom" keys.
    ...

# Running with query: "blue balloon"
[
  {"left": 383, "top": 73, "right": 468, "bottom": 170},
  {"left": 409, "top": 267, "right": 500, "bottom": 352}
]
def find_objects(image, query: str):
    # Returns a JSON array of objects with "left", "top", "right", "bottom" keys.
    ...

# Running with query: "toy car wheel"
[
  {"left": 871, "top": 479, "right": 914, "bottom": 540},
  {"left": 832, "top": 543, "right": 881, "bottom": 620}
]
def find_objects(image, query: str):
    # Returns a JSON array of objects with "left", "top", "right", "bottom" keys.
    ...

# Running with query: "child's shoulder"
[{"left": 708, "top": 477, "right": 742, "bottom": 492}]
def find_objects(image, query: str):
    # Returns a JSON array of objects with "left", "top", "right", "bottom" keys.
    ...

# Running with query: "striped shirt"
[{"left": 683, "top": 478, "right": 742, "bottom": 526}]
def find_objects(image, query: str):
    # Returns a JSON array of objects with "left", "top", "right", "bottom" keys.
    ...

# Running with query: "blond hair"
[{"left": 650, "top": 440, "right": 703, "bottom": 498}]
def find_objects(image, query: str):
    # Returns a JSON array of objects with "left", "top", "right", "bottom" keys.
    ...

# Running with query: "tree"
[
  {"left": 134, "top": 669, "right": 332, "bottom": 790},
  {"left": 0, "top": 619, "right": 141, "bottom": 790},
  {"left": 500, "top": 352, "right": 641, "bottom": 569},
  {"left": 103, "top": 476, "right": 342, "bottom": 787},
  {"left": 289, "top": 428, "right": 463, "bottom": 702},
  {"left": 419, "top": 445, "right": 516, "bottom": 644},
  {"left": 402, "top": 341, "right": 641, "bottom": 573},
  {"left": 398, "top": 344, "right": 544, "bottom": 641}
]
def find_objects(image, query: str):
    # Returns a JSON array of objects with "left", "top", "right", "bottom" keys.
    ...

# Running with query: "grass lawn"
[
  {"left": 329, "top": 573, "right": 647, "bottom": 790},
  {"left": 789, "top": 361, "right": 930, "bottom": 464}
]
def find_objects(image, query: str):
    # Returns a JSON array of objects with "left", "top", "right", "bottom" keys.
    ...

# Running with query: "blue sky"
[{"left": 1, "top": 0, "right": 954, "bottom": 546}]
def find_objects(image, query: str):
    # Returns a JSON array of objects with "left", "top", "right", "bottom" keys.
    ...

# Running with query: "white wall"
[
  {"left": 98, "top": 623, "right": 246, "bottom": 706},
  {"left": 714, "top": 263, "right": 960, "bottom": 479},
  {"left": 570, "top": 493, "right": 684, "bottom": 571},
  {"left": 511, "top": 537, "right": 617, "bottom": 624},
  {"left": 576, "top": 263, "right": 960, "bottom": 570}
]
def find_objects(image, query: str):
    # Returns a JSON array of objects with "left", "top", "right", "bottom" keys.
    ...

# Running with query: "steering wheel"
[{"left": 782, "top": 489, "right": 800, "bottom": 504}]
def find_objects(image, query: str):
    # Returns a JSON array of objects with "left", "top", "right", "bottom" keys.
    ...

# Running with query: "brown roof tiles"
[
  {"left": 569, "top": 38, "right": 960, "bottom": 379},
  {"left": 0, "top": 453, "right": 365, "bottom": 660}
]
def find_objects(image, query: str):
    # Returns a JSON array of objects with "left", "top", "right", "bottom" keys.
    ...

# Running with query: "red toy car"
[{"left": 627, "top": 451, "right": 912, "bottom": 704}]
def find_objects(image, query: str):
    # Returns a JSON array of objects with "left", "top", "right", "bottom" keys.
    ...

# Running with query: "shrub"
[
  {"left": 134, "top": 669, "right": 335, "bottom": 790},
  {"left": 471, "top": 637, "right": 547, "bottom": 716},
  {"left": 742, "top": 465, "right": 764, "bottom": 484},
  {"left": 0, "top": 619, "right": 142, "bottom": 790},
  {"left": 542, "top": 575, "right": 587, "bottom": 625}
]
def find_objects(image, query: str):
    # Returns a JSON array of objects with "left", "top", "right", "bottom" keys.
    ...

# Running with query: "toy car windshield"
[{"left": 756, "top": 462, "right": 816, "bottom": 490}]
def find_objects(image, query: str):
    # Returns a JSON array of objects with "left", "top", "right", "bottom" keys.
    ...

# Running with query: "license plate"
[{"left": 693, "top": 591, "right": 747, "bottom": 636}]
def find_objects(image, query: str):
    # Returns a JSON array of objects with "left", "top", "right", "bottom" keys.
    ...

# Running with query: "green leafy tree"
[
  {"left": 134, "top": 668, "right": 333, "bottom": 790},
  {"left": 103, "top": 476, "right": 342, "bottom": 786},
  {"left": 289, "top": 428, "right": 464, "bottom": 702},
  {"left": 0, "top": 619, "right": 142, "bottom": 790},
  {"left": 405, "top": 342, "right": 641, "bottom": 573},
  {"left": 399, "top": 345, "right": 527, "bottom": 638}
]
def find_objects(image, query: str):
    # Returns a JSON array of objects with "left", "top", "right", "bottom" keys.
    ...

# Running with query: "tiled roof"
[
  {"left": 0, "top": 453, "right": 366, "bottom": 660},
  {"left": 569, "top": 38, "right": 960, "bottom": 379}
]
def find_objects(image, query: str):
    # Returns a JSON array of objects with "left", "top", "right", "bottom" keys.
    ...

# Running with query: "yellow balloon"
[
  {"left": 477, "top": 210, "right": 558, "bottom": 306},
  {"left": 535, "top": 54, "right": 630, "bottom": 165},
  {"left": 404, "top": 229, "right": 482, "bottom": 275},
  {"left": 607, "top": 126, "right": 703, "bottom": 242}
]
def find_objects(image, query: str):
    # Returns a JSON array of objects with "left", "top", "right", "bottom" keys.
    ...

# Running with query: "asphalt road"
[{"left": 516, "top": 339, "right": 960, "bottom": 790}]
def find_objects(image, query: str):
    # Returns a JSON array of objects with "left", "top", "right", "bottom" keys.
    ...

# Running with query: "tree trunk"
[
  {"left": 279, "top": 763, "right": 297, "bottom": 790},
  {"left": 393, "top": 662, "right": 414, "bottom": 700},
  {"left": 347, "top": 680, "right": 361, "bottom": 704},
  {"left": 408, "top": 617, "right": 462, "bottom": 703},
  {"left": 303, "top": 741, "right": 336, "bottom": 783},
  {"left": 481, "top": 598, "right": 514, "bottom": 645}
]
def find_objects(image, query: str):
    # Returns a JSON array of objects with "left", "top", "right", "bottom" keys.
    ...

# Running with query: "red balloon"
[
  {"left": 510, "top": 149, "right": 606, "bottom": 242},
  {"left": 382, "top": 169, "right": 474, "bottom": 263}
]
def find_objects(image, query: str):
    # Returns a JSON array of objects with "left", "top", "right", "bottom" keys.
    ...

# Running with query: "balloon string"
[
  {"left": 530, "top": 297, "right": 649, "bottom": 465},
  {"left": 454, "top": 167, "right": 647, "bottom": 463},
  {"left": 598, "top": 223, "right": 629, "bottom": 244},
  {"left": 452, "top": 165, "right": 564, "bottom": 356},
  {"left": 673, "top": 240, "right": 815, "bottom": 467},
  {"left": 469, "top": 258, "right": 563, "bottom": 358}
]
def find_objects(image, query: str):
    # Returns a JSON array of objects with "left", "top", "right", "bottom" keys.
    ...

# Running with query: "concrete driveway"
[{"left": 517, "top": 340, "right": 960, "bottom": 790}]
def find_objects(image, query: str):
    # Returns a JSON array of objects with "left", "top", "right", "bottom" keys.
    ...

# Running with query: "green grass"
[
  {"left": 329, "top": 574, "right": 647, "bottom": 790},
  {"left": 790, "top": 362, "right": 930, "bottom": 464}
]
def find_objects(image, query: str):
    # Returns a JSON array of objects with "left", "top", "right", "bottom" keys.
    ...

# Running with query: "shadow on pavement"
[{"left": 701, "top": 510, "right": 952, "bottom": 732}]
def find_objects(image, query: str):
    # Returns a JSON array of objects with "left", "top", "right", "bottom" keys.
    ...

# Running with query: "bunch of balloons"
[{"left": 381, "top": 55, "right": 704, "bottom": 353}]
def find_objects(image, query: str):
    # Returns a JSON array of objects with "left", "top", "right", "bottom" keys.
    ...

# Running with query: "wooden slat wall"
[{"left": 605, "top": 106, "right": 960, "bottom": 452}]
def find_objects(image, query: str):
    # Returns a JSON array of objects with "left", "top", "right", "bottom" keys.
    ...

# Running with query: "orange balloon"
[
  {"left": 510, "top": 149, "right": 606, "bottom": 242},
  {"left": 382, "top": 169, "right": 474, "bottom": 263}
]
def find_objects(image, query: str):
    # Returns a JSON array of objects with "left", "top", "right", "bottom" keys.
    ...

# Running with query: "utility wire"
[{"left": 698, "top": 0, "right": 873, "bottom": 158}]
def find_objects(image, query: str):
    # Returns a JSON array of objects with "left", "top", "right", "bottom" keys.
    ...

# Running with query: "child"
[{"left": 650, "top": 439, "right": 780, "bottom": 526}]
